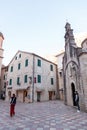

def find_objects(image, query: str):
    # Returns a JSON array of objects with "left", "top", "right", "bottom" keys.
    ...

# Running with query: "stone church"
[{"left": 63, "top": 22, "right": 87, "bottom": 112}]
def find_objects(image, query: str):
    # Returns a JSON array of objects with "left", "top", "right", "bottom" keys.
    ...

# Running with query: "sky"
[{"left": 0, "top": 0, "right": 87, "bottom": 65}]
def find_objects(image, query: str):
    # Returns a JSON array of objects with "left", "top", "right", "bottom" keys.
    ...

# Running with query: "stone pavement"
[{"left": 0, "top": 100, "right": 87, "bottom": 130}]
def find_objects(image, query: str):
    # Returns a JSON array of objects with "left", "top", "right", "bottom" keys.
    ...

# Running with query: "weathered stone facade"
[
  {"left": 5, "top": 50, "right": 58, "bottom": 103},
  {"left": 63, "top": 22, "right": 87, "bottom": 112}
]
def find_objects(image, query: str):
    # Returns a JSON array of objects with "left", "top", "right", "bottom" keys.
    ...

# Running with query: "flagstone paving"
[{"left": 0, "top": 100, "right": 87, "bottom": 130}]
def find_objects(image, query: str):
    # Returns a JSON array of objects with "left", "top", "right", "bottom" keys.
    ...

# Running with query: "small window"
[
  {"left": 51, "top": 78, "right": 54, "bottom": 85},
  {"left": 37, "top": 59, "right": 41, "bottom": 67},
  {"left": 3, "top": 75, "right": 5, "bottom": 80},
  {"left": 19, "top": 54, "right": 21, "bottom": 58},
  {"left": 50, "top": 64, "right": 53, "bottom": 71},
  {"left": 15, "top": 56, "right": 17, "bottom": 60},
  {"left": 37, "top": 75, "right": 41, "bottom": 83},
  {"left": 18, "top": 63, "right": 21, "bottom": 70},
  {"left": 17, "top": 77, "right": 20, "bottom": 85},
  {"left": 4, "top": 82, "right": 6, "bottom": 88},
  {"left": 9, "top": 79, "right": 12, "bottom": 85},
  {"left": 59, "top": 72, "right": 62, "bottom": 77},
  {"left": 24, "top": 75, "right": 27, "bottom": 83},
  {"left": 10, "top": 66, "right": 13, "bottom": 72},
  {"left": 25, "top": 59, "right": 28, "bottom": 67}
]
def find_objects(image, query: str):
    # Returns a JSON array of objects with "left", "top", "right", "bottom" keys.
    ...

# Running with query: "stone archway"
[{"left": 71, "top": 83, "right": 76, "bottom": 106}]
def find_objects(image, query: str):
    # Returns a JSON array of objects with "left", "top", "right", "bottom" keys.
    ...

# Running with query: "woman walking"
[{"left": 10, "top": 93, "right": 16, "bottom": 117}]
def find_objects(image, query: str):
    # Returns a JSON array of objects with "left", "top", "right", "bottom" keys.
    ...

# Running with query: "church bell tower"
[{"left": 0, "top": 32, "right": 4, "bottom": 76}]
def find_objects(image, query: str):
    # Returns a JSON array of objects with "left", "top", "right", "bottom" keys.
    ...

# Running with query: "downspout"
[
  {"left": 56, "top": 65, "right": 60, "bottom": 99},
  {"left": 32, "top": 54, "right": 35, "bottom": 102}
]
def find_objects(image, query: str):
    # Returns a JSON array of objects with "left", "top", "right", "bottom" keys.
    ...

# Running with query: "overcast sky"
[{"left": 0, "top": 0, "right": 87, "bottom": 65}]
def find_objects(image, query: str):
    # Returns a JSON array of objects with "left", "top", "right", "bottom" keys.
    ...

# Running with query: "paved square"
[{"left": 0, "top": 100, "right": 87, "bottom": 130}]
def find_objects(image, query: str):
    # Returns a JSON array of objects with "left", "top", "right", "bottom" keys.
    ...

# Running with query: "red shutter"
[
  {"left": 6, "top": 81, "right": 8, "bottom": 86},
  {"left": 34, "top": 77, "right": 36, "bottom": 83}
]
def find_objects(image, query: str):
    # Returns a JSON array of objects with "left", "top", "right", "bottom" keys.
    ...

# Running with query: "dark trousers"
[
  {"left": 76, "top": 101, "right": 80, "bottom": 110},
  {"left": 10, "top": 104, "right": 15, "bottom": 117}
]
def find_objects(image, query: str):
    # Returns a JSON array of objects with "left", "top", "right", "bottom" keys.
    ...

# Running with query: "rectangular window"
[
  {"left": 18, "top": 63, "right": 21, "bottom": 70},
  {"left": 17, "top": 77, "right": 20, "bottom": 85},
  {"left": 59, "top": 72, "right": 62, "bottom": 77},
  {"left": 24, "top": 75, "right": 27, "bottom": 83},
  {"left": 51, "top": 78, "right": 54, "bottom": 85},
  {"left": 19, "top": 54, "right": 21, "bottom": 58},
  {"left": 9, "top": 79, "right": 12, "bottom": 85},
  {"left": 3, "top": 75, "right": 5, "bottom": 80},
  {"left": 37, "top": 75, "right": 41, "bottom": 83},
  {"left": 37, "top": 59, "right": 41, "bottom": 67},
  {"left": 50, "top": 64, "right": 53, "bottom": 71},
  {"left": 15, "top": 56, "right": 17, "bottom": 60},
  {"left": 25, "top": 59, "right": 28, "bottom": 67},
  {"left": 4, "top": 82, "right": 6, "bottom": 88},
  {"left": 10, "top": 66, "right": 13, "bottom": 72}
]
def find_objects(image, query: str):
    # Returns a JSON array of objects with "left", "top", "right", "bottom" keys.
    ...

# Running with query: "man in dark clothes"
[{"left": 75, "top": 91, "right": 80, "bottom": 112}]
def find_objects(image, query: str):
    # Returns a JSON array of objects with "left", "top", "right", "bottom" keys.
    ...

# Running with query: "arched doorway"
[{"left": 71, "top": 83, "right": 76, "bottom": 106}]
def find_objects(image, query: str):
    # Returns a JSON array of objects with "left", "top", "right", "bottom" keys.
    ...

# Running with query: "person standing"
[
  {"left": 75, "top": 91, "right": 80, "bottom": 112},
  {"left": 10, "top": 93, "right": 16, "bottom": 117}
]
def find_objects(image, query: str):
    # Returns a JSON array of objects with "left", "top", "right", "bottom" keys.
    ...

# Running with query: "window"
[
  {"left": 50, "top": 64, "right": 53, "bottom": 71},
  {"left": 37, "top": 59, "right": 41, "bottom": 67},
  {"left": 10, "top": 66, "right": 13, "bottom": 72},
  {"left": 15, "top": 56, "right": 17, "bottom": 60},
  {"left": 59, "top": 72, "right": 62, "bottom": 77},
  {"left": 51, "top": 78, "right": 54, "bottom": 85},
  {"left": 25, "top": 59, "right": 28, "bottom": 67},
  {"left": 19, "top": 54, "right": 21, "bottom": 58},
  {"left": 18, "top": 63, "right": 21, "bottom": 70},
  {"left": 37, "top": 75, "right": 41, "bottom": 83},
  {"left": 4, "top": 82, "right": 6, "bottom": 88},
  {"left": 3, "top": 75, "right": 5, "bottom": 80},
  {"left": 9, "top": 79, "right": 12, "bottom": 85},
  {"left": 17, "top": 77, "right": 20, "bottom": 85},
  {"left": 24, "top": 75, "right": 27, "bottom": 83}
]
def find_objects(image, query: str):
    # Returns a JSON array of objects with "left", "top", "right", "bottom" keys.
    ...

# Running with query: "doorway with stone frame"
[
  {"left": 71, "top": 82, "right": 76, "bottom": 106},
  {"left": 8, "top": 91, "right": 11, "bottom": 100},
  {"left": 37, "top": 92, "right": 41, "bottom": 102},
  {"left": 49, "top": 91, "right": 53, "bottom": 100}
]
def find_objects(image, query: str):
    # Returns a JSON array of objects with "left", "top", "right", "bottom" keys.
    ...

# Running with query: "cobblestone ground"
[{"left": 0, "top": 100, "right": 87, "bottom": 130}]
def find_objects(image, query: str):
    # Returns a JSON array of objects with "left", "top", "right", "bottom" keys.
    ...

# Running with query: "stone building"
[
  {"left": 56, "top": 51, "right": 64, "bottom": 100},
  {"left": 63, "top": 22, "right": 87, "bottom": 112},
  {"left": 1, "top": 65, "right": 8, "bottom": 99},
  {"left": 43, "top": 53, "right": 64, "bottom": 100},
  {"left": 5, "top": 50, "right": 58, "bottom": 102}
]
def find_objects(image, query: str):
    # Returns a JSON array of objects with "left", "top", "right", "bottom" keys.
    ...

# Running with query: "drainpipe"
[
  {"left": 32, "top": 54, "right": 35, "bottom": 102},
  {"left": 56, "top": 66, "right": 60, "bottom": 99}
]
